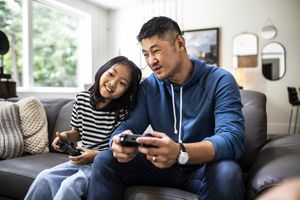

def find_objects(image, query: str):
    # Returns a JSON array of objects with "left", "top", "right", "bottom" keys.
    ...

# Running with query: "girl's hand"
[
  {"left": 52, "top": 131, "right": 68, "bottom": 152},
  {"left": 69, "top": 147, "right": 99, "bottom": 165}
]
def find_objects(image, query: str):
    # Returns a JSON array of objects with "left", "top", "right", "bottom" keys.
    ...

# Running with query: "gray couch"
[{"left": 1, "top": 90, "right": 300, "bottom": 200}]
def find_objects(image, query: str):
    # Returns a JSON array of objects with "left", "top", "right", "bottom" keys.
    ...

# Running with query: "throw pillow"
[
  {"left": 0, "top": 103, "right": 24, "bottom": 159},
  {"left": 16, "top": 97, "right": 49, "bottom": 154},
  {"left": 0, "top": 100, "right": 14, "bottom": 108}
]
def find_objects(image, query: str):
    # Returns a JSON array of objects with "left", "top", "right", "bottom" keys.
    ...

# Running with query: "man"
[{"left": 87, "top": 16, "right": 245, "bottom": 200}]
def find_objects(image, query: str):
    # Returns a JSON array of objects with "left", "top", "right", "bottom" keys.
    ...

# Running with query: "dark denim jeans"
[{"left": 87, "top": 150, "right": 244, "bottom": 200}]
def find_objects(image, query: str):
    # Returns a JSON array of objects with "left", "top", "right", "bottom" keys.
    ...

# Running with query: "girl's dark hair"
[
  {"left": 137, "top": 16, "right": 182, "bottom": 44},
  {"left": 89, "top": 56, "right": 142, "bottom": 121}
]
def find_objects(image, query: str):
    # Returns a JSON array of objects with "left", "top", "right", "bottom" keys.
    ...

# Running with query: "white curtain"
[
  {"left": 132, "top": 0, "right": 183, "bottom": 78},
  {"left": 135, "top": 0, "right": 182, "bottom": 27}
]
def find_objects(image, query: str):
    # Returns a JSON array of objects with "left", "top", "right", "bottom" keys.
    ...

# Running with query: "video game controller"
[
  {"left": 58, "top": 139, "right": 81, "bottom": 156},
  {"left": 119, "top": 134, "right": 157, "bottom": 148}
]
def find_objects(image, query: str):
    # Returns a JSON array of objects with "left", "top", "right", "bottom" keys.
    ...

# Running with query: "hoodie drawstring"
[
  {"left": 171, "top": 84, "right": 183, "bottom": 143},
  {"left": 171, "top": 84, "right": 178, "bottom": 134},
  {"left": 179, "top": 86, "right": 183, "bottom": 143}
]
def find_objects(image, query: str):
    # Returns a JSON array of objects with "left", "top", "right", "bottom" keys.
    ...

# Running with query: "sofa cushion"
[
  {"left": 16, "top": 97, "right": 49, "bottom": 154},
  {"left": 52, "top": 100, "right": 75, "bottom": 144},
  {"left": 247, "top": 134, "right": 300, "bottom": 199},
  {"left": 0, "top": 103, "right": 24, "bottom": 159},
  {"left": 125, "top": 186, "right": 198, "bottom": 200},
  {"left": 0, "top": 153, "right": 69, "bottom": 199},
  {"left": 39, "top": 98, "right": 74, "bottom": 151}
]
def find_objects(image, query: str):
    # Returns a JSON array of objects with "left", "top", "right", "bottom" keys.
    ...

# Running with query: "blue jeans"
[
  {"left": 24, "top": 161, "right": 91, "bottom": 200},
  {"left": 87, "top": 150, "right": 245, "bottom": 200}
]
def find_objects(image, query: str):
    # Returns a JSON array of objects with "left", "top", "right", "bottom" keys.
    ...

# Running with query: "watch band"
[
  {"left": 178, "top": 142, "right": 189, "bottom": 165},
  {"left": 179, "top": 142, "right": 187, "bottom": 152}
]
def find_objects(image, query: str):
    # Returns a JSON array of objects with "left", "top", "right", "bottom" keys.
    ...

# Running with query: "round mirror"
[
  {"left": 261, "top": 25, "right": 277, "bottom": 40},
  {"left": 262, "top": 42, "right": 285, "bottom": 80},
  {"left": 232, "top": 33, "right": 258, "bottom": 67}
]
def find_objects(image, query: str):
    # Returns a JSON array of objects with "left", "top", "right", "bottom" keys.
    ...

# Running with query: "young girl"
[{"left": 24, "top": 56, "right": 142, "bottom": 200}]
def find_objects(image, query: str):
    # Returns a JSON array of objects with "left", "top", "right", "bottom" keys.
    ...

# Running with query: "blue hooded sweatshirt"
[{"left": 111, "top": 57, "right": 245, "bottom": 160}]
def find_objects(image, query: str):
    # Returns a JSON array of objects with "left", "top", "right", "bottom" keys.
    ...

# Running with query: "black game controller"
[
  {"left": 119, "top": 134, "right": 157, "bottom": 148},
  {"left": 58, "top": 139, "right": 81, "bottom": 156}
]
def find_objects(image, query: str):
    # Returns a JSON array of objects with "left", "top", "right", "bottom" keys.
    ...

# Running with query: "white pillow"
[{"left": 16, "top": 97, "right": 49, "bottom": 154}]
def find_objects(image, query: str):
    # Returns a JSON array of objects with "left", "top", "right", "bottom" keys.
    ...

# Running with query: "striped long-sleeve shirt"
[{"left": 70, "top": 91, "right": 120, "bottom": 151}]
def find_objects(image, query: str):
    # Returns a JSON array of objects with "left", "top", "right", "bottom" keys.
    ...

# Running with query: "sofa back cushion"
[
  {"left": 51, "top": 100, "right": 75, "bottom": 152},
  {"left": 39, "top": 98, "right": 74, "bottom": 149},
  {"left": 238, "top": 90, "right": 267, "bottom": 172}
]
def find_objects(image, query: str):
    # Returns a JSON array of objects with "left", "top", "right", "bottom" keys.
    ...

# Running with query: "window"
[
  {"left": 1, "top": 0, "right": 91, "bottom": 92},
  {"left": 32, "top": 1, "right": 79, "bottom": 87}
]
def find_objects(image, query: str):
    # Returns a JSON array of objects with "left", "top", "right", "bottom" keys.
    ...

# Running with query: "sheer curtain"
[
  {"left": 133, "top": 0, "right": 183, "bottom": 78},
  {"left": 136, "top": 0, "right": 179, "bottom": 21}
]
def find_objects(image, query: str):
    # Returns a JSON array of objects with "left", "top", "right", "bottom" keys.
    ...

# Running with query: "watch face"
[{"left": 178, "top": 151, "right": 189, "bottom": 165}]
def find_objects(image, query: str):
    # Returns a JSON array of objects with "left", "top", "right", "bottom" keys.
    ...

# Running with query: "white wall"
[{"left": 107, "top": 0, "right": 300, "bottom": 135}]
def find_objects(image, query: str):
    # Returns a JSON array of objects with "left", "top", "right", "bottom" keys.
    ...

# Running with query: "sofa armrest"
[{"left": 246, "top": 134, "right": 300, "bottom": 199}]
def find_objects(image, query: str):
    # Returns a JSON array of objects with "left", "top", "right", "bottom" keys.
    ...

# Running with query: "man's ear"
[{"left": 177, "top": 35, "right": 186, "bottom": 51}]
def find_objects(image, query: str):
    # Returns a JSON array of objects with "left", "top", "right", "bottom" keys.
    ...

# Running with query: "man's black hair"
[
  {"left": 89, "top": 56, "right": 142, "bottom": 121},
  {"left": 137, "top": 16, "right": 182, "bottom": 43}
]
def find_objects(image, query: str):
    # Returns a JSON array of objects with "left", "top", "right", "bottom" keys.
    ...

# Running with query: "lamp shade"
[{"left": 0, "top": 30, "right": 10, "bottom": 55}]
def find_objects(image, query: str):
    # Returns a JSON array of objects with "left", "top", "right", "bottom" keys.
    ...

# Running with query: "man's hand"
[
  {"left": 111, "top": 130, "right": 139, "bottom": 163},
  {"left": 137, "top": 131, "right": 179, "bottom": 169}
]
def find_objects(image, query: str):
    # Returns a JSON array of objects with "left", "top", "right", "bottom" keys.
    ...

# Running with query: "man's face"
[{"left": 141, "top": 35, "right": 183, "bottom": 81}]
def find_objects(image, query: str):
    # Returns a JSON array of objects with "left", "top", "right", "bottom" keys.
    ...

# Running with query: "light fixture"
[{"left": 232, "top": 68, "right": 245, "bottom": 89}]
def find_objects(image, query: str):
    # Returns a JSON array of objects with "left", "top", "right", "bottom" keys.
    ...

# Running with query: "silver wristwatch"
[{"left": 178, "top": 143, "right": 189, "bottom": 165}]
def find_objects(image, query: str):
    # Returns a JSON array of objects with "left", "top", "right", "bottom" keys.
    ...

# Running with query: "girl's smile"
[{"left": 99, "top": 63, "right": 132, "bottom": 101}]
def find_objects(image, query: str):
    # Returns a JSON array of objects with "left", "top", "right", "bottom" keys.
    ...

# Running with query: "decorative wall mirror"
[
  {"left": 232, "top": 33, "right": 258, "bottom": 68},
  {"left": 262, "top": 42, "right": 286, "bottom": 80},
  {"left": 261, "top": 18, "right": 277, "bottom": 40}
]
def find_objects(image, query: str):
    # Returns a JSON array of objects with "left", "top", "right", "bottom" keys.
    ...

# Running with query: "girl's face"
[{"left": 99, "top": 63, "right": 132, "bottom": 101}]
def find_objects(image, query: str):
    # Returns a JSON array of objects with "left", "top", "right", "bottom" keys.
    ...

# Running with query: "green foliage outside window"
[
  {"left": 0, "top": 0, "right": 79, "bottom": 88},
  {"left": 32, "top": 1, "right": 78, "bottom": 87}
]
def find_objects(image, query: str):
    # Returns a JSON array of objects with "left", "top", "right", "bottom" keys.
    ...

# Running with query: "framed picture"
[{"left": 183, "top": 28, "right": 219, "bottom": 66}]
